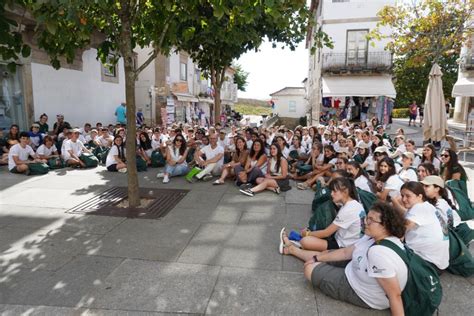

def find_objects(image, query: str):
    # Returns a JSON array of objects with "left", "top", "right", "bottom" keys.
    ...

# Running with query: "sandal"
[
  {"left": 274, "top": 187, "right": 281, "bottom": 195},
  {"left": 297, "top": 182, "right": 309, "bottom": 190},
  {"left": 279, "top": 227, "right": 286, "bottom": 254},
  {"left": 213, "top": 180, "right": 224, "bottom": 185}
]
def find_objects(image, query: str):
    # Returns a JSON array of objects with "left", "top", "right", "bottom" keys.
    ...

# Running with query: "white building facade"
[
  {"left": 270, "top": 87, "right": 307, "bottom": 119},
  {"left": 306, "top": 0, "right": 396, "bottom": 125},
  {"left": 135, "top": 48, "right": 238, "bottom": 127}
]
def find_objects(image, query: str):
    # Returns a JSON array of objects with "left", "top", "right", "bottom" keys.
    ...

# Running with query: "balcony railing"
[{"left": 322, "top": 52, "right": 393, "bottom": 73}]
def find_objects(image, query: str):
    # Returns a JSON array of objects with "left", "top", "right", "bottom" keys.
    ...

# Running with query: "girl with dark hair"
[
  {"left": 417, "top": 162, "right": 437, "bottom": 181},
  {"left": 375, "top": 157, "right": 404, "bottom": 201},
  {"left": 281, "top": 177, "right": 365, "bottom": 254},
  {"left": 240, "top": 143, "right": 289, "bottom": 196},
  {"left": 289, "top": 135, "right": 308, "bottom": 161},
  {"left": 105, "top": 135, "right": 127, "bottom": 172},
  {"left": 238, "top": 139, "right": 268, "bottom": 188},
  {"left": 346, "top": 161, "right": 373, "bottom": 193},
  {"left": 286, "top": 201, "right": 407, "bottom": 313},
  {"left": 258, "top": 133, "right": 270, "bottom": 155},
  {"left": 161, "top": 134, "right": 189, "bottom": 183},
  {"left": 138, "top": 131, "right": 153, "bottom": 165},
  {"left": 275, "top": 135, "right": 290, "bottom": 159},
  {"left": 393, "top": 181, "right": 450, "bottom": 271},
  {"left": 296, "top": 144, "right": 338, "bottom": 190},
  {"left": 35, "top": 113, "right": 49, "bottom": 134},
  {"left": 5, "top": 124, "right": 19, "bottom": 150},
  {"left": 440, "top": 149, "right": 468, "bottom": 182},
  {"left": 214, "top": 136, "right": 248, "bottom": 185},
  {"left": 421, "top": 144, "right": 441, "bottom": 171}
]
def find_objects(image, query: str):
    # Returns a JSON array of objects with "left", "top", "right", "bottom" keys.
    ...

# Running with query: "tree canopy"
[
  {"left": 370, "top": 0, "right": 474, "bottom": 67},
  {"left": 232, "top": 63, "right": 249, "bottom": 92}
]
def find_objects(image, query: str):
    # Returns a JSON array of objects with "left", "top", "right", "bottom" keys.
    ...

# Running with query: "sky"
[{"left": 237, "top": 41, "right": 308, "bottom": 101}]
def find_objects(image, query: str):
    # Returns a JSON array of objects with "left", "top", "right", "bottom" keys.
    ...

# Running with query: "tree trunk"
[
  {"left": 119, "top": 5, "right": 140, "bottom": 208},
  {"left": 214, "top": 88, "right": 221, "bottom": 124}
]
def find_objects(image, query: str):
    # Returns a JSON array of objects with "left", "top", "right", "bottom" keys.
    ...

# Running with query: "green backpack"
[
  {"left": 79, "top": 153, "right": 99, "bottom": 168},
  {"left": 28, "top": 162, "right": 50, "bottom": 175},
  {"left": 445, "top": 186, "right": 474, "bottom": 221},
  {"left": 93, "top": 146, "right": 109, "bottom": 165},
  {"left": 446, "top": 228, "right": 474, "bottom": 277},
  {"left": 378, "top": 240, "right": 442, "bottom": 316},
  {"left": 151, "top": 150, "right": 166, "bottom": 168},
  {"left": 136, "top": 156, "right": 148, "bottom": 172},
  {"left": 47, "top": 157, "right": 65, "bottom": 169},
  {"left": 308, "top": 182, "right": 337, "bottom": 231},
  {"left": 356, "top": 188, "right": 376, "bottom": 213}
]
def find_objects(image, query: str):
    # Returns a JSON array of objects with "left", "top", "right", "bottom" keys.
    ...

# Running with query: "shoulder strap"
[{"left": 377, "top": 239, "right": 408, "bottom": 264}]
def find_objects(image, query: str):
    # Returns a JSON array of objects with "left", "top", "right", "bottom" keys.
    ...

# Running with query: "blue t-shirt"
[{"left": 116, "top": 105, "right": 126, "bottom": 124}]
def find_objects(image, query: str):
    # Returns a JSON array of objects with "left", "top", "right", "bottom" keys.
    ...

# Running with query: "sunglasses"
[{"left": 441, "top": 154, "right": 450, "bottom": 158}]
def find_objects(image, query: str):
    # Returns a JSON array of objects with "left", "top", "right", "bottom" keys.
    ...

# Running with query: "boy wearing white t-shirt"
[
  {"left": 193, "top": 135, "right": 224, "bottom": 181},
  {"left": 8, "top": 132, "right": 43, "bottom": 175},
  {"left": 62, "top": 129, "right": 91, "bottom": 168}
]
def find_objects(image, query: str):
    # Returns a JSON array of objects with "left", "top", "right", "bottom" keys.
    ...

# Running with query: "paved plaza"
[{"left": 0, "top": 122, "right": 473, "bottom": 315}]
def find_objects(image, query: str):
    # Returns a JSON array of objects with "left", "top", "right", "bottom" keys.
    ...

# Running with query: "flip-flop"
[
  {"left": 213, "top": 180, "right": 224, "bottom": 185},
  {"left": 279, "top": 227, "right": 286, "bottom": 254}
]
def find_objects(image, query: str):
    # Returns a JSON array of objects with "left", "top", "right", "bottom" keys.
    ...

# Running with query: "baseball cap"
[
  {"left": 31, "top": 123, "right": 40, "bottom": 128},
  {"left": 56, "top": 114, "right": 64, "bottom": 118},
  {"left": 374, "top": 146, "right": 389, "bottom": 154},
  {"left": 402, "top": 152, "right": 415, "bottom": 160},
  {"left": 420, "top": 176, "right": 445, "bottom": 188},
  {"left": 72, "top": 128, "right": 81, "bottom": 133},
  {"left": 356, "top": 142, "right": 370, "bottom": 149}
]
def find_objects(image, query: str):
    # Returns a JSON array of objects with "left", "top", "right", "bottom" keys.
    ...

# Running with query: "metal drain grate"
[{"left": 67, "top": 187, "right": 188, "bottom": 219}]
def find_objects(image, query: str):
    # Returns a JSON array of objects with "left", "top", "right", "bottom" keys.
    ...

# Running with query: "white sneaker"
[
  {"left": 118, "top": 168, "right": 127, "bottom": 173},
  {"left": 156, "top": 172, "right": 165, "bottom": 178},
  {"left": 163, "top": 175, "right": 170, "bottom": 183}
]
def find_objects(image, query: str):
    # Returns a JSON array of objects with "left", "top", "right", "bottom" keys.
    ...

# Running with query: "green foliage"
[
  {"left": 234, "top": 103, "right": 272, "bottom": 116},
  {"left": 393, "top": 54, "right": 458, "bottom": 108},
  {"left": 391, "top": 108, "right": 410, "bottom": 119},
  {"left": 370, "top": 0, "right": 474, "bottom": 66},
  {"left": 310, "top": 25, "right": 334, "bottom": 55},
  {"left": 231, "top": 62, "right": 248, "bottom": 92},
  {"left": 299, "top": 116, "right": 307, "bottom": 126}
]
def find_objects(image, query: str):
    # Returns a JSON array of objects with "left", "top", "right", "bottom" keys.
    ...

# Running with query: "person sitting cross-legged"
[
  {"left": 213, "top": 136, "right": 248, "bottom": 185},
  {"left": 62, "top": 129, "right": 92, "bottom": 168},
  {"left": 192, "top": 134, "right": 224, "bottom": 181},
  {"left": 105, "top": 135, "right": 127, "bottom": 173},
  {"left": 159, "top": 134, "right": 190, "bottom": 183},
  {"left": 8, "top": 132, "right": 45, "bottom": 175}
]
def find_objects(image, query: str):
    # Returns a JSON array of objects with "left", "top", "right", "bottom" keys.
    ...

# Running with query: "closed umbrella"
[{"left": 423, "top": 63, "right": 447, "bottom": 142}]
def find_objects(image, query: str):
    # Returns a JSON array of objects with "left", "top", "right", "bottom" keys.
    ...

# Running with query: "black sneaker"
[
  {"left": 239, "top": 183, "right": 252, "bottom": 190},
  {"left": 239, "top": 188, "right": 255, "bottom": 197}
]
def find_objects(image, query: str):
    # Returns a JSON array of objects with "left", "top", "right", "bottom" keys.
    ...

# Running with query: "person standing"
[
  {"left": 408, "top": 101, "right": 418, "bottom": 127},
  {"left": 115, "top": 102, "right": 127, "bottom": 125},
  {"left": 136, "top": 108, "right": 144, "bottom": 127},
  {"left": 418, "top": 104, "right": 424, "bottom": 126}
]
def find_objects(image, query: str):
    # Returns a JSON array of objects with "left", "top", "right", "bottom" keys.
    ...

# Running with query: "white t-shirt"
[
  {"left": 436, "top": 198, "right": 461, "bottom": 228},
  {"left": 384, "top": 175, "right": 404, "bottom": 198},
  {"left": 405, "top": 201, "right": 450, "bottom": 270},
  {"left": 106, "top": 145, "right": 126, "bottom": 167},
  {"left": 398, "top": 168, "right": 418, "bottom": 182},
  {"left": 363, "top": 155, "right": 375, "bottom": 172},
  {"left": 62, "top": 139, "right": 87, "bottom": 161},
  {"left": 97, "top": 135, "right": 112, "bottom": 147},
  {"left": 8, "top": 144, "right": 36, "bottom": 171},
  {"left": 281, "top": 146, "right": 290, "bottom": 159},
  {"left": 333, "top": 200, "right": 366, "bottom": 248},
  {"left": 346, "top": 235, "right": 408, "bottom": 310},
  {"left": 201, "top": 144, "right": 224, "bottom": 166},
  {"left": 355, "top": 175, "right": 372, "bottom": 193},
  {"left": 36, "top": 144, "right": 58, "bottom": 157}
]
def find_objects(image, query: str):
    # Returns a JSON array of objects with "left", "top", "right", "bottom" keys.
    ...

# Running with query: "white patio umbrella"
[{"left": 423, "top": 63, "right": 448, "bottom": 142}]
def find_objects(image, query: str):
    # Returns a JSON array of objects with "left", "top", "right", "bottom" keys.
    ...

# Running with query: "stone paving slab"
[
  {"left": 0, "top": 255, "right": 123, "bottom": 307},
  {"left": 177, "top": 223, "right": 282, "bottom": 270},
  {"left": 91, "top": 219, "right": 200, "bottom": 262},
  {"left": 438, "top": 272, "right": 474, "bottom": 315},
  {"left": 0, "top": 305, "right": 178, "bottom": 316},
  {"left": 0, "top": 227, "right": 103, "bottom": 272},
  {"left": 161, "top": 206, "right": 242, "bottom": 225},
  {"left": 284, "top": 186, "right": 314, "bottom": 205},
  {"left": 205, "top": 267, "right": 317, "bottom": 315},
  {"left": 88, "top": 259, "right": 220, "bottom": 314}
]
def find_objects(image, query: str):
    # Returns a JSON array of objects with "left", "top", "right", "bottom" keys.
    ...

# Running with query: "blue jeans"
[{"left": 164, "top": 163, "right": 189, "bottom": 177}]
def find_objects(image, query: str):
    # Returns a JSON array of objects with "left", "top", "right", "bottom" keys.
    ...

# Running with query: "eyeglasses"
[
  {"left": 365, "top": 217, "right": 382, "bottom": 225},
  {"left": 441, "top": 154, "right": 450, "bottom": 158}
]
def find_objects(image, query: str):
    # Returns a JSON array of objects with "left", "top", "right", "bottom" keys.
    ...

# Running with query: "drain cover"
[{"left": 67, "top": 187, "right": 188, "bottom": 219}]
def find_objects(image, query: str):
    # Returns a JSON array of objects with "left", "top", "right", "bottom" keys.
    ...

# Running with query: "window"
[
  {"left": 346, "top": 29, "right": 368, "bottom": 66},
  {"left": 180, "top": 62, "right": 187, "bottom": 81},
  {"left": 289, "top": 101, "right": 296, "bottom": 112},
  {"left": 101, "top": 55, "right": 119, "bottom": 83}
]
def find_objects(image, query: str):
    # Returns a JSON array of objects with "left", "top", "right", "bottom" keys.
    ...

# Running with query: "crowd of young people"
[{"left": 1, "top": 113, "right": 473, "bottom": 314}]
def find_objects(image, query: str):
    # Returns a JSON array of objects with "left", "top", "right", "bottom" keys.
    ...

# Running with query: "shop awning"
[
  {"left": 172, "top": 92, "right": 199, "bottom": 102},
  {"left": 322, "top": 76, "right": 396, "bottom": 98},
  {"left": 452, "top": 77, "right": 474, "bottom": 97}
]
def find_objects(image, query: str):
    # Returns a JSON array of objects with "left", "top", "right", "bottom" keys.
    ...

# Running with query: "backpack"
[
  {"left": 308, "top": 182, "right": 337, "bottom": 231},
  {"left": 47, "top": 157, "right": 65, "bottom": 169},
  {"left": 79, "top": 153, "right": 99, "bottom": 168},
  {"left": 28, "top": 162, "right": 50, "bottom": 175},
  {"left": 445, "top": 186, "right": 474, "bottom": 221},
  {"left": 151, "top": 150, "right": 166, "bottom": 168},
  {"left": 378, "top": 240, "right": 442, "bottom": 316},
  {"left": 136, "top": 156, "right": 148, "bottom": 172},
  {"left": 356, "top": 188, "right": 376, "bottom": 213}
]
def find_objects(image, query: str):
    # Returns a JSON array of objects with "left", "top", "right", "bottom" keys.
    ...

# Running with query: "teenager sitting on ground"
[
  {"left": 346, "top": 161, "right": 373, "bottom": 193},
  {"left": 416, "top": 162, "right": 437, "bottom": 181},
  {"left": 8, "top": 132, "right": 44, "bottom": 175},
  {"left": 240, "top": 143, "right": 289, "bottom": 196},
  {"left": 158, "top": 134, "right": 189, "bottom": 183},
  {"left": 95, "top": 128, "right": 113, "bottom": 148},
  {"left": 62, "top": 129, "right": 92, "bottom": 168},
  {"left": 5, "top": 124, "right": 20, "bottom": 150},
  {"left": 291, "top": 142, "right": 324, "bottom": 181},
  {"left": 237, "top": 139, "right": 268, "bottom": 189},
  {"left": 137, "top": 131, "right": 153, "bottom": 165},
  {"left": 374, "top": 157, "right": 404, "bottom": 202},
  {"left": 421, "top": 144, "right": 441, "bottom": 172},
  {"left": 392, "top": 181, "right": 449, "bottom": 272},
  {"left": 400, "top": 139, "right": 421, "bottom": 168},
  {"left": 192, "top": 134, "right": 224, "bottom": 182},
  {"left": 274, "top": 135, "right": 290, "bottom": 159},
  {"left": 213, "top": 136, "right": 248, "bottom": 185},
  {"left": 397, "top": 152, "right": 418, "bottom": 183},
  {"left": 105, "top": 135, "right": 127, "bottom": 173},
  {"left": 292, "top": 202, "right": 407, "bottom": 314},
  {"left": 36, "top": 135, "right": 61, "bottom": 167},
  {"left": 440, "top": 149, "right": 468, "bottom": 182},
  {"left": 282, "top": 177, "right": 366, "bottom": 254},
  {"left": 28, "top": 123, "right": 43, "bottom": 150},
  {"left": 297, "top": 144, "right": 338, "bottom": 190}
]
